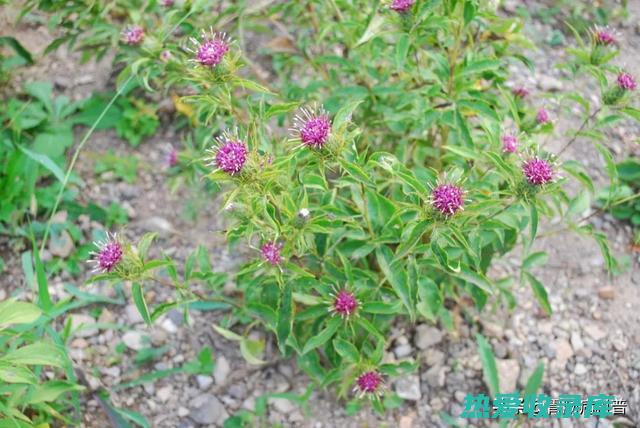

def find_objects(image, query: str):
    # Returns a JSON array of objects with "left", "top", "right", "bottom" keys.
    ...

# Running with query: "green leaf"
[
  {"left": 524, "top": 272, "right": 552, "bottom": 316},
  {"left": 212, "top": 324, "right": 243, "bottom": 341},
  {"left": 0, "top": 36, "right": 33, "bottom": 65},
  {"left": 476, "top": 334, "right": 499, "bottom": 396},
  {"left": 132, "top": 283, "right": 151, "bottom": 325},
  {"left": 0, "top": 362, "right": 37, "bottom": 384},
  {"left": 375, "top": 246, "right": 414, "bottom": 320},
  {"left": 395, "top": 34, "right": 410, "bottom": 71},
  {"left": 32, "top": 244, "right": 52, "bottom": 312},
  {"left": 137, "top": 233, "right": 157, "bottom": 261},
  {"left": 276, "top": 283, "right": 293, "bottom": 353},
  {"left": 529, "top": 203, "right": 538, "bottom": 247},
  {"left": 362, "top": 301, "right": 403, "bottom": 315},
  {"left": 355, "top": 14, "right": 385, "bottom": 47},
  {"left": 456, "top": 267, "right": 493, "bottom": 294},
  {"left": 18, "top": 145, "right": 65, "bottom": 182},
  {"left": 0, "top": 300, "right": 42, "bottom": 329},
  {"left": 333, "top": 338, "right": 359, "bottom": 363},
  {"left": 333, "top": 100, "right": 363, "bottom": 130},
  {"left": 26, "top": 380, "right": 84, "bottom": 404},
  {"left": 523, "top": 363, "right": 545, "bottom": 396},
  {"left": 240, "top": 338, "right": 265, "bottom": 365},
  {"left": 302, "top": 317, "right": 341, "bottom": 354},
  {"left": 265, "top": 102, "right": 300, "bottom": 120},
  {"left": 522, "top": 251, "right": 548, "bottom": 270},
  {"left": 1, "top": 342, "right": 66, "bottom": 367}
]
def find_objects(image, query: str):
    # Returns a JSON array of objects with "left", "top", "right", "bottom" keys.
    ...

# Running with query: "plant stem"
[{"left": 557, "top": 107, "right": 601, "bottom": 156}]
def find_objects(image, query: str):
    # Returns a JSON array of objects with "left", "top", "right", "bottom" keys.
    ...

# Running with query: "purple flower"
[
  {"left": 332, "top": 290, "right": 358, "bottom": 317},
  {"left": 512, "top": 87, "right": 529, "bottom": 98},
  {"left": 89, "top": 234, "right": 123, "bottom": 273},
  {"left": 536, "top": 108, "right": 550, "bottom": 125},
  {"left": 390, "top": 0, "right": 415, "bottom": 12},
  {"left": 166, "top": 147, "right": 178, "bottom": 167},
  {"left": 189, "top": 29, "right": 230, "bottom": 68},
  {"left": 431, "top": 184, "right": 464, "bottom": 217},
  {"left": 261, "top": 241, "right": 283, "bottom": 266},
  {"left": 122, "top": 26, "right": 144, "bottom": 45},
  {"left": 356, "top": 371, "right": 383, "bottom": 394},
  {"left": 617, "top": 72, "right": 637, "bottom": 91},
  {"left": 214, "top": 137, "right": 248, "bottom": 175},
  {"left": 501, "top": 135, "right": 518, "bottom": 153},
  {"left": 160, "top": 50, "right": 172, "bottom": 62},
  {"left": 594, "top": 27, "right": 616, "bottom": 46},
  {"left": 522, "top": 157, "right": 553, "bottom": 185},
  {"left": 161, "top": 0, "right": 174, "bottom": 6},
  {"left": 292, "top": 106, "right": 331, "bottom": 149}
]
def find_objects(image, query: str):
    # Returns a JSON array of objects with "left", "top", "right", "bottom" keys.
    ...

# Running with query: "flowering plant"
[{"left": 64, "top": 0, "right": 637, "bottom": 413}]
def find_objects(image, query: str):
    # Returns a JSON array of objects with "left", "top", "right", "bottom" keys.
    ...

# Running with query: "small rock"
[
  {"left": 177, "top": 407, "right": 189, "bottom": 417},
  {"left": 538, "top": 75, "right": 563, "bottom": 92},
  {"left": 102, "top": 366, "right": 121, "bottom": 378},
  {"left": 125, "top": 304, "right": 144, "bottom": 324},
  {"left": 414, "top": 325, "right": 444, "bottom": 349},
  {"left": 424, "top": 365, "right": 447, "bottom": 388},
  {"left": 122, "top": 331, "right": 147, "bottom": 351},
  {"left": 160, "top": 318, "right": 178, "bottom": 334},
  {"left": 574, "top": 363, "right": 588, "bottom": 375},
  {"left": 612, "top": 339, "right": 627, "bottom": 352},
  {"left": 399, "top": 413, "right": 416, "bottom": 428},
  {"left": 552, "top": 338, "right": 573, "bottom": 366},
  {"left": 496, "top": 359, "right": 519, "bottom": 393},
  {"left": 98, "top": 309, "right": 115, "bottom": 324},
  {"left": 157, "top": 386, "right": 172, "bottom": 403},
  {"left": 190, "top": 394, "right": 228, "bottom": 425},
  {"left": 570, "top": 332, "right": 584, "bottom": 353},
  {"left": 597, "top": 286, "right": 614, "bottom": 300},
  {"left": 70, "top": 314, "right": 98, "bottom": 338},
  {"left": 395, "top": 375, "right": 422, "bottom": 401},
  {"left": 49, "top": 230, "right": 74, "bottom": 258},
  {"left": 424, "top": 349, "right": 445, "bottom": 366},
  {"left": 394, "top": 344, "right": 413, "bottom": 359},
  {"left": 196, "top": 375, "right": 213, "bottom": 390},
  {"left": 454, "top": 391, "right": 466, "bottom": 403},
  {"left": 214, "top": 355, "right": 230, "bottom": 385},
  {"left": 269, "top": 397, "right": 295, "bottom": 413},
  {"left": 139, "top": 216, "right": 175, "bottom": 236},
  {"left": 584, "top": 324, "right": 607, "bottom": 341}
]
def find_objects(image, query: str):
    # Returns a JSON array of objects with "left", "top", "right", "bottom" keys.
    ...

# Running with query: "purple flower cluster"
[
  {"left": 161, "top": 0, "right": 174, "bottom": 6},
  {"left": 390, "top": 0, "right": 415, "bottom": 13},
  {"left": 536, "top": 108, "right": 550, "bottom": 125},
  {"left": 431, "top": 184, "right": 464, "bottom": 217},
  {"left": 332, "top": 290, "right": 358, "bottom": 317},
  {"left": 261, "top": 241, "right": 283, "bottom": 266},
  {"left": 293, "top": 107, "right": 331, "bottom": 149},
  {"left": 522, "top": 157, "right": 553, "bottom": 185},
  {"left": 501, "top": 135, "right": 518, "bottom": 153},
  {"left": 356, "top": 371, "right": 383, "bottom": 394},
  {"left": 89, "top": 234, "right": 123, "bottom": 273},
  {"left": 512, "top": 87, "right": 529, "bottom": 98},
  {"left": 122, "top": 26, "right": 144, "bottom": 45},
  {"left": 594, "top": 27, "right": 616, "bottom": 46},
  {"left": 166, "top": 146, "right": 178, "bottom": 167},
  {"left": 190, "top": 30, "right": 230, "bottom": 68},
  {"left": 617, "top": 72, "right": 637, "bottom": 91},
  {"left": 215, "top": 138, "right": 248, "bottom": 175}
]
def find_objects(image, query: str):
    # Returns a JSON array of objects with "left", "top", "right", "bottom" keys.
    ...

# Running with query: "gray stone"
[
  {"left": 414, "top": 325, "right": 444, "bottom": 350},
  {"left": 269, "top": 397, "right": 295, "bottom": 413},
  {"left": 394, "top": 344, "right": 413, "bottom": 359},
  {"left": 574, "top": 363, "right": 588, "bottom": 376},
  {"left": 424, "top": 365, "right": 447, "bottom": 388},
  {"left": 70, "top": 314, "right": 98, "bottom": 338},
  {"left": 122, "top": 331, "right": 147, "bottom": 351},
  {"left": 584, "top": 324, "right": 607, "bottom": 341},
  {"left": 424, "top": 349, "right": 445, "bottom": 366},
  {"left": 49, "top": 230, "right": 74, "bottom": 258},
  {"left": 157, "top": 386, "right": 172, "bottom": 403},
  {"left": 570, "top": 332, "right": 584, "bottom": 353},
  {"left": 496, "top": 359, "right": 520, "bottom": 393},
  {"left": 552, "top": 338, "right": 573, "bottom": 367},
  {"left": 395, "top": 375, "right": 422, "bottom": 401},
  {"left": 196, "top": 375, "right": 213, "bottom": 390},
  {"left": 125, "top": 304, "right": 144, "bottom": 324},
  {"left": 139, "top": 216, "right": 175, "bottom": 236},
  {"left": 190, "top": 394, "right": 228, "bottom": 425},
  {"left": 214, "top": 355, "right": 230, "bottom": 385}
]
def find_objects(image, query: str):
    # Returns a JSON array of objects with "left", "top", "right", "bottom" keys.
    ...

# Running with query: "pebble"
[
  {"left": 160, "top": 318, "right": 178, "bottom": 334},
  {"left": 190, "top": 394, "right": 228, "bottom": 425},
  {"left": 139, "top": 216, "right": 175, "bottom": 236},
  {"left": 552, "top": 338, "right": 573, "bottom": 367},
  {"left": 394, "top": 344, "right": 413, "bottom": 359},
  {"left": 269, "top": 397, "right": 295, "bottom": 413},
  {"left": 70, "top": 314, "right": 98, "bottom": 338},
  {"left": 156, "top": 386, "right": 172, "bottom": 403},
  {"left": 395, "top": 375, "right": 422, "bottom": 401},
  {"left": 124, "top": 304, "right": 144, "bottom": 324},
  {"left": 424, "top": 349, "right": 445, "bottom": 366},
  {"left": 574, "top": 363, "right": 588, "bottom": 376},
  {"left": 214, "top": 355, "right": 230, "bottom": 385},
  {"left": 584, "top": 324, "right": 607, "bottom": 341},
  {"left": 49, "top": 230, "right": 75, "bottom": 258},
  {"left": 570, "top": 332, "right": 584, "bottom": 353},
  {"left": 414, "top": 325, "right": 444, "bottom": 349},
  {"left": 177, "top": 407, "right": 189, "bottom": 417},
  {"left": 496, "top": 359, "right": 520, "bottom": 393},
  {"left": 196, "top": 375, "right": 213, "bottom": 390},
  {"left": 597, "top": 286, "right": 615, "bottom": 300},
  {"left": 424, "top": 365, "right": 447, "bottom": 388},
  {"left": 122, "top": 331, "right": 147, "bottom": 350}
]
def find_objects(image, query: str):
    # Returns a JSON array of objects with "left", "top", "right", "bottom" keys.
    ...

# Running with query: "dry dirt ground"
[{"left": 1, "top": 2, "right": 639, "bottom": 427}]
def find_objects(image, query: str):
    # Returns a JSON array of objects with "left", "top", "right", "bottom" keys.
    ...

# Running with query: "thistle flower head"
[
  {"left": 161, "top": 0, "right": 175, "bottom": 6},
  {"left": 331, "top": 290, "right": 358, "bottom": 317},
  {"left": 166, "top": 146, "right": 178, "bottom": 167},
  {"left": 356, "top": 371, "right": 383, "bottom": 395},
  {"left": 122, "top": 26, "right": 144, "bottom": 45},
  {"left": 593, "top": 26, "right": 616, "bottom": 46},
  {"left": 188, "top": 29, "right": 231, "bottom": 68},
  {"left": 260, "top": 241, "right": 283, "bottom": 266},
  {"left": 431, "top": 183, "right": 465, "bottom": 217},
  {"left": 617, "top": 72, "right": 637, "bottom": 91},
  {"left": 522, "top": 157, "right": 554, "bottom": 185},
  {"left": 89, "top": 233, "right": 123, "bottom": 273},
  {"left": 208, "top": 131, "right": 248, "bottom": 175},
  {"left": 390, "top": 0, "right": 415, "bottom": 12},
  {"left": 501, "top": 134, "right": 518, "bottom": 153},
  {"left": 512, "top": 87, "right": 529, "bottom": 98},
  {"left": 536, "top": 108, "right": 550, "bottom": 124},
  {"left": 292, "top": 106, "right": 332, "bottom": 149}
]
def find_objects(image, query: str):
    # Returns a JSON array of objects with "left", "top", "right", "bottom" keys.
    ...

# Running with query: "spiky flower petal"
[
  {"left": 617, "top": 72, "right": 637, "bottom": 91},
  {"left": 356, "top": 371, "right": 383, "bottom": 394},
  {"left": 161, "top": 0, "right": 174, "bottom": 6},
  {"left": 512, "top": 87, "right": 529, "bottom": 98},
  {"left": 292, "top": 106, "right": 331, "bottom": 149},
  {"left": 122, "top": 26, "right": 144, "bottom": 45},
  {"left": 390, "top": 0, "right": 415, "bottom": 12},
  {"left": 261, "top": 241, "right": 283, "bottom": 266},
  {"left": 89, "top": 234, "right": 123, "bottom": 273},
  {"left": 188, "top": 29, "right": 231, "bottom": 68},
  {"left": 332, "top": 290, "right": 358, "bottom": 317},
  {"left": 536, "top": 108, "right": 550, "bottom": 124},
  {"left": 593, "top": 26, "right": 616, "bottom": 46},
  {"left": 166, "top": 146, "right": 178, "bottom": 167},
  {"left": 431, "top": 184, "right": 464, "bottom": 217},
  {"left": 501, "top": 135, "right": 518, "bottom": 153},
  {"left": 522, "top": 157, "right": 553, "bottom": 185}
]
